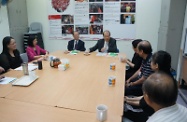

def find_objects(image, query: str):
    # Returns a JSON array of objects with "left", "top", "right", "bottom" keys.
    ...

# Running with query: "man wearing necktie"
[
  {"left": 88, "top": 30, "right": 118, "bottom": 53},
  {"left": 67, "top": 31, "right": 86, "bottom": 51},
  {"left": 74, "top": 40, "right": 78, "bottom": 50}
]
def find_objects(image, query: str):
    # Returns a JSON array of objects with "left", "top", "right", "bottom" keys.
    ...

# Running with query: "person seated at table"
[
  {"left": 143, "top": 72, "right": 187, "bottom": 122},
  {"left": 87, "top": 30, "right": 118, "bottom": 53},
  {"left": 26, "top": 36, "right": 49, "bottom": 62},
  {"left": 0, "top": 54, "right": 9, "bottom": 73},
  {"left": 0, "top": 66, "right": 5, "bottom": 74},
  {"left": 66, "top": 31, "right": 86, "bottom": 52},
  {"left": 124, "top": 50, "right": 172, "bottom": 122},
  {"left": 125, "top": 40, "right": 154, "bottom": 96},
  {"left": 0, "top": 36, "right": 23, "bottom": 70},
  {"left": 121, "top": 39, "right": 143, "bottom": 80}
]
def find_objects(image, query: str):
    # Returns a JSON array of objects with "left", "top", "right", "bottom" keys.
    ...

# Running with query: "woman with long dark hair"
[{"left": 0, "top": 36, "right": 23, "bottom": 70}]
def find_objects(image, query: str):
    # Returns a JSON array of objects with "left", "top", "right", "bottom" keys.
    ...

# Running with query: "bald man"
[
  {"left": 143, "top": 72, "right": 187, "bottom": 122},
  {"left": 88, "top": 30, "right": 118, "bottom": 53},
  {"left": 125, "top": 40, "right": 154, "bottom": 96}
]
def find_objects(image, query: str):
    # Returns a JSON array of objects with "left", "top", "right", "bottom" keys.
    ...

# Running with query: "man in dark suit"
[
  {"left": 88, "top": 30, "right": 118, "bottom": 53},
  {"left": 67, "top": 31, "right": 86, "bottom": 51}
]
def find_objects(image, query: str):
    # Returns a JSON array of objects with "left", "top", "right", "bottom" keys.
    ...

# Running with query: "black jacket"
[
  {"left": 67, "top": 40, "right": 86, "bottom": 51},
  {"left": 89, "top": 37, "right": 118, "bottom": 53}
]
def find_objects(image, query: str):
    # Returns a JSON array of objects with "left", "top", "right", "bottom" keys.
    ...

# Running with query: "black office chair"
[
  {"left": 20, "top": 53, "right": 28, "bottom": 63},
  {"left": 116, "top": 48, "right": 119, "bottom": 53}
]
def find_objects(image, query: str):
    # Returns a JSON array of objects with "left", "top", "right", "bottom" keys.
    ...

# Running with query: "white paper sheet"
[
  {"left": 96, "top": 52, "right": 107, "bottom": 56},
  {"left": 14, "top": 64, "right": 38, "bottom": 71},
  {"left": 0, "top": 77, "right": 17, "bottom": 85}
]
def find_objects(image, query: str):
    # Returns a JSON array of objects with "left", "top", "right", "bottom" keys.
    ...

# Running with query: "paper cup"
[
  {"left": 108, "top": 76, "right": 116, "bottom": 86},
  {"left": 96, "top": 104, "right": 108, "bottom": 122},
  {"left": 110, "top": 63, "right": 116, "bottom": 71}
]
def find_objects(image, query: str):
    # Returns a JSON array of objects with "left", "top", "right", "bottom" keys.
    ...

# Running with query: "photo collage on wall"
[
  {"left": 89, "top": 1, "right": 103, "bottom": 35},
  {"left": 61, "top": 15, "right": 74, "bottom": 34},
  {"left": 49, "top": 0, "right": 136, "bottom": 36},
  {"left": 120, "top": 0, "right": 136, "bottom": 24}
]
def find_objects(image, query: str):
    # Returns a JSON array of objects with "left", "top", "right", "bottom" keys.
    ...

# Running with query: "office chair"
[
  {"left": 20, "top": 53, "right": 28, "bottom": 63},
  {"left": 116, "top": 48, "right": 120, "bottom": 53},
  {"left": 29, "top": 22, "right": 43, "bottom": 34}
]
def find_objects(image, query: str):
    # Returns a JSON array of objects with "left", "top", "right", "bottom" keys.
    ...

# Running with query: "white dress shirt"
[
  {"left": 147, "top": 104, "right": 187, "bottom": 122},
  {"left": 103, "top": 41, "right": 109, "bottom": 53},
  {"left": 74, "top": 40, "right": 79, "bottom": 50}
]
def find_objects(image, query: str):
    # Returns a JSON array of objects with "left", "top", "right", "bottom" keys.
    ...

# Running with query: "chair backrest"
[
  {"left": 29, "top": 22, "right": 42, "bottom": 34},
  {"left": 20, "top": 53, "right": 28, "bottom": 63},
  {"left": 116, "top": 48, "right": 119, "bottom": 53}
]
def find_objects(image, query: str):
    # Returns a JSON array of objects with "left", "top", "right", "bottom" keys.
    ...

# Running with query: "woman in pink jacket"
[{"left": 26, "top": 36, "right": 48, "bottom": 62}]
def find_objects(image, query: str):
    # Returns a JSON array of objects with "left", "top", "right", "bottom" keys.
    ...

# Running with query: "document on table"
[
  {"left": 0, "top": 77, "right": 17, "bottom": 85},
  {"left": 108, "top": 53, "right": 118, "bottom": 57},
  {"left": 96, "top": 52, "right": 107, "bottom": 56},
  {"left": 14, "top": 64, "right": 38, "bottom": 71},
  {"left": 69, "top": 50, "right": 79, "bottom": 55}
]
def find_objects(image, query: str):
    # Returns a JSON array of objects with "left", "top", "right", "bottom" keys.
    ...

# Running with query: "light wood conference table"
[
  {"left": 0, "top": 98, "right": 121, "bottom": 122},
  {"left": 0, "top": 51, "right": 126, "bottom": 121}
]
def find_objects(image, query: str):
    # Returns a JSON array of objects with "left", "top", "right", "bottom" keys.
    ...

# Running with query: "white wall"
[
  {"left": 0, "top": 6, "right": 10, "bottom": 52},
  {"left": 136, "top": 0, "right": 161, "bottom": 53},
  {"left": 181, "top": 5, "right": 187, "bottom": 55},
  {"left": 26, "top": 0, "right": 161, "bottom": 59},
  {"left": 177, "top": 4, "right": 187, "bottom": 81}
]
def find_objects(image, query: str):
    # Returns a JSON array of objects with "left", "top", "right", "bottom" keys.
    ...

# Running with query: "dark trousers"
[
  {"left": 125, "top": 70, "right": 135, "bottom": 80},
  {"left": 125, "top": 77, "right": 143, "bottom": 96},
  {"left": 123, "top": 110, "right": 149, "bottom": 122}
]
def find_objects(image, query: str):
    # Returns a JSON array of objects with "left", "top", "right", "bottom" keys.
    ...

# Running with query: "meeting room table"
[{"left": 0, "top": 51, "right": 126, "bottom": 122}]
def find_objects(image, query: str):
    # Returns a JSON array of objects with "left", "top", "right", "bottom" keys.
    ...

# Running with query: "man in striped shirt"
[
  {"left": 125, "top": 40, "right": 154, "bottom": 96},
  {"left": 143, "top": 72, "right": 187, "bottom": 122}
]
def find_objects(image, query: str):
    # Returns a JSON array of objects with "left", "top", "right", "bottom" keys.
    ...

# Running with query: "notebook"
[{"left": 12, "top": 75, "right": 39, "bottom": 86}]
